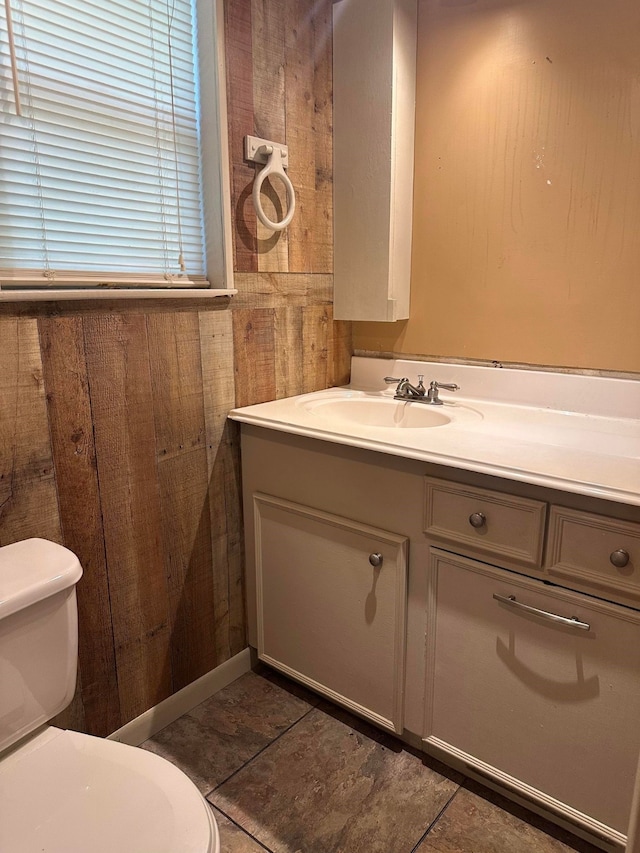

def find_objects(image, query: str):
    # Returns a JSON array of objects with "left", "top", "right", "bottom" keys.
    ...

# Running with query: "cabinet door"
[
  {"left": 424, "top": 548, "right": 640, "bottom": 839},
  {"left": 254, "top": 494, "right": 408, "bottom": 733}
]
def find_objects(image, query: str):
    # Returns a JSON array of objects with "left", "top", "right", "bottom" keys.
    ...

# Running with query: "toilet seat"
[{"left": 0, "top": 727, "right": 219, "bottom": 853}]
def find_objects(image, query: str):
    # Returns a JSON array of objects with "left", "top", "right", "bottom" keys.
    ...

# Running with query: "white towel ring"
[{"left": 252, "top": 145, "right": 296, "bottom": 232}]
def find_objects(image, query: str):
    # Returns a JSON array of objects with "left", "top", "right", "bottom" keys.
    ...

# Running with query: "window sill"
[{"left": 0, "top": 288, "right": 237, "bottom": 302}]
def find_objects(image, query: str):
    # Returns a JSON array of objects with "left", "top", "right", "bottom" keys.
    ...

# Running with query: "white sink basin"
[{"left": 300, "top": 396, "right": 452, "bottom": 429}]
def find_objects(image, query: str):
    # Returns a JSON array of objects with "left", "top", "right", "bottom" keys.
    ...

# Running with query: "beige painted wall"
[{"left": 354, "top": 0, "right": 640, "bottom": 373}]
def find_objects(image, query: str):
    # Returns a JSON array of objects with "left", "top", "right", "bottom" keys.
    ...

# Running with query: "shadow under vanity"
[{"left": 230, "top": 358, "right": 640, "bottom": 851}]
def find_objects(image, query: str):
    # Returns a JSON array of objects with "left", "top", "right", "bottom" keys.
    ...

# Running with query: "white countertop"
[{"left": 229, "top": 358, "right": 640, "bottom": 507}]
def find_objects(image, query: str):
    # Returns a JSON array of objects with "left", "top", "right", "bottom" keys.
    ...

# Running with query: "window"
[{"left": 0, "top": 0, "right": 232, "bottom": 298}]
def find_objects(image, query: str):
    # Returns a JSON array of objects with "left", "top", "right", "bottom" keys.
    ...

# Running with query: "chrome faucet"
[
  {"left": 425, "top": 380, "right": 459, "bottom": 405},
  {"left": 384, "top": 375, "right": 426, "bottom": 400},
  {"left": 384, "top": 375, "right": 459, "bottom": 405}
]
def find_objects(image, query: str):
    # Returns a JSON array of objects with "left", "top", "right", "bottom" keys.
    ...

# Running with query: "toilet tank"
[{"left": 0, "top": 539, "right": 83, "bottom": 753}]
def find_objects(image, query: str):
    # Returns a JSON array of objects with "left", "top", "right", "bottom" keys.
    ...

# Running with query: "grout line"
[
  {"left": 408, "top": 785, "right": 462, "bottom": 853},
  {"left": 208, "top": 803, "right": 275, "bottom": 853},
  {"left": 204, "top": 702, "right": 318, "bottom": 798}
]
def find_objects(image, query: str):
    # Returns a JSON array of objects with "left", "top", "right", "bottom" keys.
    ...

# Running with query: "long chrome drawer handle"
[{"left": 493, "top": 593, "right": 590, "bottom": 631}]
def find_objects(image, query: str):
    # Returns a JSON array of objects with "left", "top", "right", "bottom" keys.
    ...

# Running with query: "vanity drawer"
[
  {"left": 547, "top": 506, "right": 640, "bottom": 603},
  {"left": 424, "top": 477, "right": 546, "bottom": 567}
]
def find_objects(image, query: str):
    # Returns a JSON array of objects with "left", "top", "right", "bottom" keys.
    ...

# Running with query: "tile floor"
[{"left": 142, "top": 667, "right": 603, "bottom": 853}]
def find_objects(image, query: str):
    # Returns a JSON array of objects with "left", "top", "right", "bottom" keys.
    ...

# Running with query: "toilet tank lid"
[{"left": 0, "top": 539, "right": 83, "bottom": 620}]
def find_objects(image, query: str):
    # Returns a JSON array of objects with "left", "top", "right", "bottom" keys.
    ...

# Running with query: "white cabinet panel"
[
  {"left": 333, "top": 0, "right": 417, "bottom": 321},
  {"left": 254, "top": 494, "right": 408, "bottom": 732},
  {"left": 424, "top": 548, "right": 640, "bottom": 839}
]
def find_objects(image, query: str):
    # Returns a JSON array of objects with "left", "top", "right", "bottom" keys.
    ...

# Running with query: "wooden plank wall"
[{"left": 0, "top": 0, "right": 351, "bottom": 737}]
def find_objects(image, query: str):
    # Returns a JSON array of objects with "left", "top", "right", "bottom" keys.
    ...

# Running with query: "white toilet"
[{"left": 0, "top": 538, "right": 220, "bottom": 853}]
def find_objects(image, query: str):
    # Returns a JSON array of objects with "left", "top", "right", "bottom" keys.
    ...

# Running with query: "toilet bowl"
[{"left": 0, "top": 538, "right": 219, "bottom": 853}]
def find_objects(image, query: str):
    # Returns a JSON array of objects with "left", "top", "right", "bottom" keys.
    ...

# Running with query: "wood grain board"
[
  {"left": 38, "top": 316, "right": 120, "bottom": 736},
  {"left": 0, "top": 319, "right": 61, "bottom": 546},
  {"left": 225, "top": 0, "right": 258, "bottom": 272},
  {"left": 0, "top": 0, "right": 351, "bottom": 736},
  {"left": 311, "top": 0, "right": 334, "bottom": 273},
  {"left": 228, "top": 0, "right": 334, "bottom": 276},
  {"left": 251, "top": 0, "right": 289, "bottom": 269},
  {"left": 83, "top": 313, "right": 173, "bottom": 722}
]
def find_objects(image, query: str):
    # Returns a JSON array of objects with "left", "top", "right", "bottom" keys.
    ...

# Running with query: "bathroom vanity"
[{"left": 230, "top": 358, "right": 640, "bottom": 850}]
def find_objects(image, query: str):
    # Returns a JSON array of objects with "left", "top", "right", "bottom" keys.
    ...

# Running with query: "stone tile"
[
  {"left": 210, "top": 806, "right": 272, "bottom": 853},
  {"left": 209, "top": 706, "right": 460, "bottom": 853},
  {"left": 142, "top": 671, "right": 315, "bottom": 794},
  {"left": 415, "top": 784, "right": 603, "bottom": 853}
]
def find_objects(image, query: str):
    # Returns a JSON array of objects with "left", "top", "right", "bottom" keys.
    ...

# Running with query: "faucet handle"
[
  {"left": 426, "top": 380, "right": 460, "bottom": 405},
  {"left": 384, "top": 376, "right": 406, "bottom": 384}
]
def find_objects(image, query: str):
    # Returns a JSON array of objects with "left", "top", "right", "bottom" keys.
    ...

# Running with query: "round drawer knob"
[
  {"left": 369, "top": 552, "right": 383, "bottom": 568},
  {"left": 610, "top": 548, "right": 630, "bottom": 569},
  {"left": 469, "top": 512, "right": 486, "bottom": 529}
]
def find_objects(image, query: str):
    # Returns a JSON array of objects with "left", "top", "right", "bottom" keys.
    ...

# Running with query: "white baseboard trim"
[{"left": 107, "top": 648, "right": 252, "bottom": 746}]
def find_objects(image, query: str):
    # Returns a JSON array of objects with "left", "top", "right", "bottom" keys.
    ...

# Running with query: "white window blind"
[{"left": 0, "top": 0, "right": 208, "bottom": 290}]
